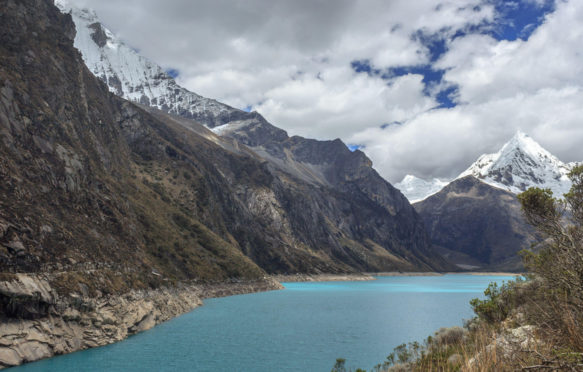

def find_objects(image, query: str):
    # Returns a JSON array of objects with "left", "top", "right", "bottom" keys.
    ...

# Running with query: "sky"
[{"left": 67, "top": 0, "right": 583, "bottom": 183}]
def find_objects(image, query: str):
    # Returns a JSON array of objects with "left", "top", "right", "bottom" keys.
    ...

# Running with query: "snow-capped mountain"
[
  {"left": 395, "top": 175, "right": 450, "bottom": 203},
  {"left": 458, "top": 130, "right": 575, "bottom": 196},
  {"left": 54, "top": 0, "right": 245, "bottom": 128}
]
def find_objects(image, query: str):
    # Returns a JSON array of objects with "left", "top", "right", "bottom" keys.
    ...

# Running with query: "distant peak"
[
  {"left": 513, "top": 129, "right": 527, "bottom": 139},
  {"left": 507, "top": 130, "right": 533, "bottom": 146},
  {"left": 501, "top": 130, "right": 551, "bottom": 159},
  {"left": 457, "top": 129, "right": 572, "bottom": 196}
]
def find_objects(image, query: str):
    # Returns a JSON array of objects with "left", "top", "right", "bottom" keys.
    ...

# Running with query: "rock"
[
  {"left": 0, "top": 221, "right": 10, "bottom": 239},
  {"left": 3, "top": 236, "right": 25, "bottom": 255},
  {"left": 0, "top": 274, "right": 53, "bottom": 304},
  {"left": 13, "top": 341, "right": 52, "bottom": 363},
  {"left": 0, "top": 274, "right": 55, "bottom": 318},
  {"left": 132, "top": 313, "right": 156, "bottom": 333},
  {"left": 495, "top": 325, "right": 538, "bottom": 358},
  {"left": 26, "top": 329, "right": 50, "bottom": 344},
  {"left": 447, "top": 353, "right": 462, "bottom": 366},
  {"left": 0, "top": 347, "right": 22, "bottom": 366},
  {"left": 468, "top": 325, "right": 539, "bottom": 367}
]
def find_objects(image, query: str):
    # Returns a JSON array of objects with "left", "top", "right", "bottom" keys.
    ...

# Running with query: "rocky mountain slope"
[
  {"left": 414, "top": 176, "right": 536, "bottom": 271},
  {"left": 458, "top": 130, "right": 575, "bottom": 197},
  {"left": 0, "top": 0, "right": 450, "bottom": 292},
  {"left": 51, "top": 0, "right": 451, "bottom": 274},
  {"left": 0, "top": 0, "right": 453, "bottom": 367}
]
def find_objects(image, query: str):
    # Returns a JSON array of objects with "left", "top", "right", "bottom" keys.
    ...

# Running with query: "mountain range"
[
  {"left": 55, "top": 0, "right": 578, "bottom": 274},
  {"left": 1, "top": 0, "right": 576, "bottom": 367},
  {"left": 396, "top": 130, "right": 577, "bottom": 202},
  {"left": 0, "top": 0, "right": 454, "bottom": 307},
  {"left": 53, "top": 0, "right": 455, "bottom": 274}
]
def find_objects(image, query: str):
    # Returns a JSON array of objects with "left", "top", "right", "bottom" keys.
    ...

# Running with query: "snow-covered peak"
[
  {"left": 395, "top": 175, "right": 450, "bottom": 203},
  {"left": 55, "top": 0, "right": 97, "bottom": 22},
  {"left": 54, "top": 0, "right": 238, "bottom": 128},
  {"left": 458, "top": 131, "right": 573, "bottom": 196}
]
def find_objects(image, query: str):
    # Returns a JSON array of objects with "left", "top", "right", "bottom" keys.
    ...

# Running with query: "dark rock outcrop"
[{"left": 414, "top": 176, "right": 535, "bottom": 271}]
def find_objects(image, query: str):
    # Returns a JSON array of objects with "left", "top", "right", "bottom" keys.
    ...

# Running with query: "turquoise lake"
[{"left": 13, "top": 274, "right": 515, "bottom": 371}]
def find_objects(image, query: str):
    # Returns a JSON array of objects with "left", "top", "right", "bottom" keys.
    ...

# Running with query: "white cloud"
[
  {"left": 255, "top": 70, "right": 435, "bottom": 140},
  {"left": 352, "top": 85, "right": 583, "bottom": 182},
  {"left": 65, "top": 0, "right": 583, "bottom": 185}
]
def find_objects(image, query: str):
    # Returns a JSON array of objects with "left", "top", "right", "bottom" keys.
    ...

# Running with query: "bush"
[{"left": 517, "top": 165, "right": 583, "bottom": 351}]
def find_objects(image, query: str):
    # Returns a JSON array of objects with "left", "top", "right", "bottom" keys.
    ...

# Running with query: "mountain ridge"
[
  {"left": 397, "top": 130, "right": 578, "bottom": 203},
  {"left": 458, "top": 130, "right": 574, "bottom": 196},
  {"left": 54, "top": 0, "right": 247, "bottom": 128},
  {"left": 414, "top": 176, "right": 536, "bottom": 271}
]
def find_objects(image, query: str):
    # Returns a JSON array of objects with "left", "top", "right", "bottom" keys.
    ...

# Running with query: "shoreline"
[
  {"left": 273, "top": 273, "right": 375, "bottom": 282},
  {"left": 451, "top": 271, "right": 523, "bottom": 276},
  {"left": 275, "top": 271, "right": 523, "bottom": 283},
  {"left": 0, "top": 275, "right": 282, "bottom": 369}
]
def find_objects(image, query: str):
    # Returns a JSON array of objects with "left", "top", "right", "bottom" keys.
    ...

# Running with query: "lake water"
[{"left": 13, "top": 274, "right": 514, "bottom": 371}]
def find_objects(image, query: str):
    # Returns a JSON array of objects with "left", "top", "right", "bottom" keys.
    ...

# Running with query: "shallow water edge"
[{"left": 0, "top": 276, "right": 282, "bottom": 369}]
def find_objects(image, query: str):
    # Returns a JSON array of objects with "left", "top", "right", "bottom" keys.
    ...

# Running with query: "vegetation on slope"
[{"left": 334, "top": 165, "right": 583, "bottom": 371}]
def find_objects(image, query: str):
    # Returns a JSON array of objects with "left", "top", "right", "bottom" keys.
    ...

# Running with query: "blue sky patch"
[
  {"left": 166, "top": 68, "right": 180, "bottom": 78},
  {"left": 489, "top": 0, "right": 555, "bottom": 41},
  {"left": 350, "top": 1, "right": 556, "bottom": 111},
  {"left": 347, "top": 144, "right": 364, "bottom": 152},
  {"left": 351, "top": 59, "right": 458, "bottom": 108}
]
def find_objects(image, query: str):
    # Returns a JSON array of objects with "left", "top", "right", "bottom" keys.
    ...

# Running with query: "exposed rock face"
[
  {"left": 0, "top": 274, "right": 281, "bottom": 369},
  {"left": 414, "top": 176, "right": 536, "bottom": 271}
]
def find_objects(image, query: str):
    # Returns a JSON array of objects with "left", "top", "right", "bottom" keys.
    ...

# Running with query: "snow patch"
[{"left": 395, "top": 175, "right": 450, "bottom": 203}]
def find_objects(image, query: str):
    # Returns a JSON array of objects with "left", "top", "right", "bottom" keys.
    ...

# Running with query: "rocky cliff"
[{"left": 414, "top": 176, "right": 536, "bottom": 271}]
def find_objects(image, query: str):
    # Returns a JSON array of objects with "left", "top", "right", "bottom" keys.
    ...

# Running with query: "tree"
[{"left": 518, "top": 164, "right": 583, "bottom": 349}]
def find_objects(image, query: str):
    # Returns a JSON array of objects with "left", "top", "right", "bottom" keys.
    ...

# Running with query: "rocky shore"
[
  {"left": 273, "top": 273, "right": 375, "bottom": 282},
  {"left": 0, "top": 274, "right": 282, "bottom": 369}
]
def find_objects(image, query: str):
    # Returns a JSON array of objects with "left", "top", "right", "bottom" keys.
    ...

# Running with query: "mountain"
[
  {"left": 54, "top": 0, "right": 246, "bottom": 128},
  {"left": 414, "top": 176, "right": 536, "bottom": 271},
  {"left": 395, "top": 175, "right": 449, "bottom": 203},
  {"left": 458, "top": 130, "right": 574, "bottom": 196},
  {"left": 52, "top": 1, "right": 452, "bottom": 274}
]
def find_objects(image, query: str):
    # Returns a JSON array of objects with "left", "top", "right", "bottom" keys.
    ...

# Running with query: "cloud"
[
  {"left": 351, "top": 86, "right": 583, "bottom": 182},
  {"left": 68, "top": 0, "right": 493, "bottom": 108},
  {"left": 349, "top": 0, "right": 583, "bottom": 182},
  {"left": 65, "top": 0, "right": 583, "bottom": 185}
]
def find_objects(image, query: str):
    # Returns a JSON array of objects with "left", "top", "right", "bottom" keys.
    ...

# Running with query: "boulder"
[{"left": 0, "top": 347, "right": 22, "bottom": 367}]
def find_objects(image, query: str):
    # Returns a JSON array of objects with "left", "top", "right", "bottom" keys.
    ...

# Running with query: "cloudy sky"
[{"left": 68, "top": 0, "right": 582, "bottom": 183}]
